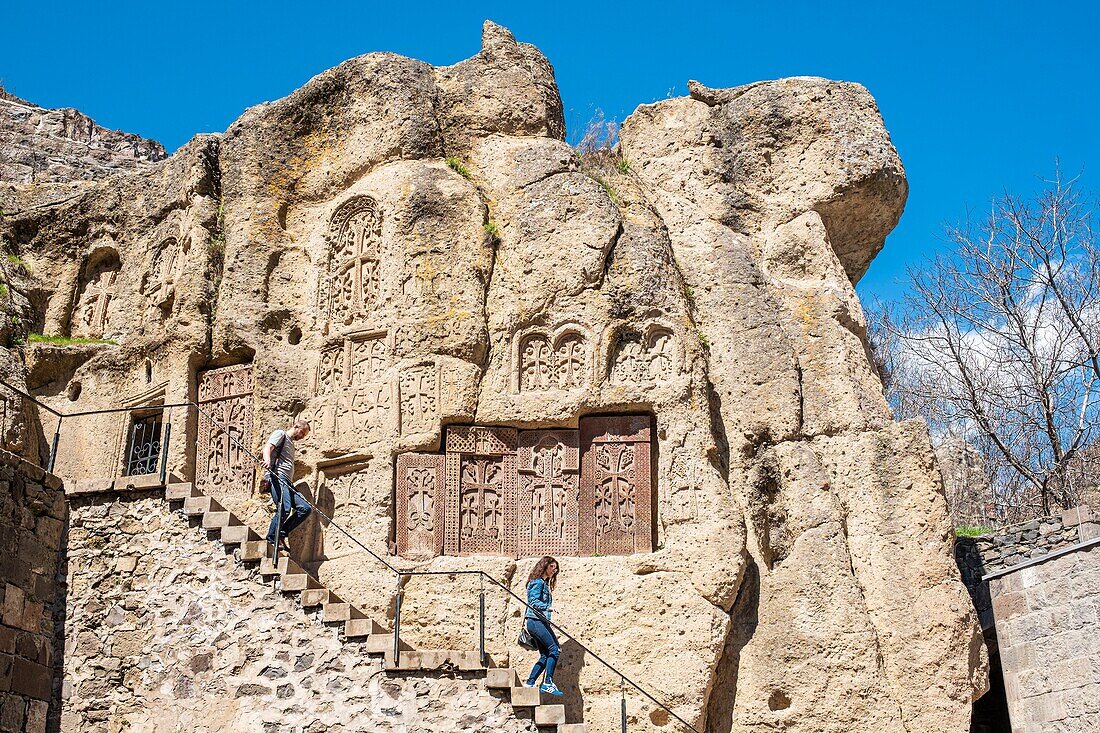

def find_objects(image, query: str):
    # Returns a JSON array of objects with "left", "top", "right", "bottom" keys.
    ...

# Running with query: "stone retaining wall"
[
  {"left": 62, "top": 490, "right": 537, "bottom": 732},
  {"left": 0, "top": 449, "right": 66, "bottom": 733}
]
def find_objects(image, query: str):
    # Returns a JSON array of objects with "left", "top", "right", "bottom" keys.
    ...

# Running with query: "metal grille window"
[{"left": 125, "top": 413, "right": 163, "bottom": 476}]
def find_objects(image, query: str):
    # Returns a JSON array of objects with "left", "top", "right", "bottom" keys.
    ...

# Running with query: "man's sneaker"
[
  {"left": 540, "top": 682, "right": 564, "bottom": 696},
  {"left": 522, "top": 679, "right": 537, "bottom": 688}
]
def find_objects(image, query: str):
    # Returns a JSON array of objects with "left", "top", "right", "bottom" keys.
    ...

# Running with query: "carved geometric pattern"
[
  {"left": 396, "top": 453, "right": 446, "bottom": 560},
  {"left": 513, "top": 323, "right": 593, "bottom": 393},
  {"left": 313, "top": 330, "right": 393, "bottom": 437},
  {"left": 443, "top": 426, "right": 517, "bottom": 557},
  {"left": 447, "top": 425, "right": 518, "bottom": 455},
  {"left": 517, "top": 430, "right": 580, "bottom": 557},
  {"left": 399, "top": 364, "right": 439, "bottom": 434},
  {"left": 579, "top": 415, "right": 653, "bottom": 556},
  {"left": 196, "top": 364, "right": 255, "bottom": 495},
  {"left": 326, "top": 196, "right": 382, "bottom": 329},
  {"left": 610, "top": 324, "right": 682, "bottom": 386},
  {"left": 398, "top": 418, "right": 651, "bottom": 559}
]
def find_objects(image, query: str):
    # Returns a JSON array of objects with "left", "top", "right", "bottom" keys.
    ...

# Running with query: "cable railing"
[{"left": 0, "top": 377, "right": 700, "bottom": 733}]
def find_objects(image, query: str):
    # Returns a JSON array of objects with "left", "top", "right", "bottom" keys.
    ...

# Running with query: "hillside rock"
[
  {"left": 0, "top": 21, "right": 983, "bottom": 733},
  {"left": 0, "top": 84, "right": 166, "bottom": 184}
]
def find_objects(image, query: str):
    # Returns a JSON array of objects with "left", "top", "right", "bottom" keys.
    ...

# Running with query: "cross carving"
[{"left": 459, "top": 459, "right": 503, "bottom": 538}]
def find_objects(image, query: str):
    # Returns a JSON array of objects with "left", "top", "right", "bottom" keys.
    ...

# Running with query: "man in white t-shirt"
[{"left": 262, "top": 419, "right": 311, "bottom": 550}]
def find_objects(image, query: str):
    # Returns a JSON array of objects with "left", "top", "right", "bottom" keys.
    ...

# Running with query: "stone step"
[
  {"left": 201, "top": 511, "right": 231, "bottom": 530},
  {"left": 557, "top": 724, "right": 586, "bottom": 733},
  {"left": 359, "top": 633, "right": 413, "bottom": 655},
  {"left": 384, "top": 649, "right": 485, "bottom": 672},
  {"left": 164, "top": 482, "right": 195, "bottom": 500},
  {"left": 218, "top": 524, "right": 253, "bottom": 545},
  {"left": 486, "top": 668, "right": 519, "bottom": 689},
  {"left": 299, "top": 589, "right": 331, "bottom": 608},
  {"left": 534, "top": 705, "right": 565, "bottom": 726},
  {"left": 259, "top": 556, "right": 303, "bottom": 577},
  {"left": 240, "top": 540, "right": 270, "bottom": 562},
  {"left": 322, "top": 601, "right": 364, "bottom": 623},
  {"left": 510, "top": 686, "right": 541, "bottom": 707},
  {"left": 280, "top": 572, "right": 320, "bottom": 593},
  {"left": 182, "top": 496, "right": 214, "bottom": 516},
  {"left": 344, "top": 618, "right": 385, "bottom": 638}
]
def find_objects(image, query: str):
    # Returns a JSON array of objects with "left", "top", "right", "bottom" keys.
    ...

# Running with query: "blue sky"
[{"left": 2, "top": 1, "right": 1096, "bottom": 304}]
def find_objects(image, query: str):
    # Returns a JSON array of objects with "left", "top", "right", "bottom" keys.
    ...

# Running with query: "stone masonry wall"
[
  {"left": 966, "top": 506, "right": 1099, "bottom": 575},
  {"left": 988, "top": 543, "right": 1100, "bottom": 733},
  {"left": 0, "top": 449, "right": 66, "bottom": 733},
  {"left": 63, "top": 489, "right": 537, "bottom": 733}
]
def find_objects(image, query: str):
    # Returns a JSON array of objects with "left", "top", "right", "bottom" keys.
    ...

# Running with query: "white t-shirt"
[{"left": 267, "top": 429, "right": 295, "bottom": 482}]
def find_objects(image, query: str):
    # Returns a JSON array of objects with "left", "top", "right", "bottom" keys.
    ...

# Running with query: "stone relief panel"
[
  {"left": 196, "top": 364, "right": 255, "bottom": 495},
  {"left": 399, "top": 364, "right": 439, "bottom": 434},
  {"left": 444, "top": 427, "right": 518, "bottom": 557},
  {"left": 395, "top": 453, "right": 446, "bottom": 560},
  {"left": 512, "top": 322, "right": 594, "bottom": 393},
  {"left": 72, "top": 248, "right": 120, "bottom": 339},
  {"left": 609, "top": 323, "right": 683, "bottom": 387},
  {"left": 324, "top": 196, "right": 383, "bottom": 330},
  {"left": 313, "top": 330, "right": 396, "bottom": 439},
  {"left": 395, "top": 418, "right": 652, "bottom": 558},
  {"left": 142, "top": 236, "right": 188, "bottom": 317},
  {"left": 580, "top": 415, "right": 654, "bottom": 556},
  {"left": 315, "top": 456, "right": 373, "bottom": 557},
  {"left": 517, "top": 430, "right": 580, "bottom": 557}
]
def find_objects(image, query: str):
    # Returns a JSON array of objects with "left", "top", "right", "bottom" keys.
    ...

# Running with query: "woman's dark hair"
[{"left": 527, "top": 555, "right": 559, "bottom": 590}]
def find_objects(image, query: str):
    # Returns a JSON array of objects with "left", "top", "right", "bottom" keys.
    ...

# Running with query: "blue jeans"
[
  {"left": 525, "top": 618, "right": 560, "bottom": 686},
  {"left": 266, "top": 471, "right": 312, "bottom": 543}
]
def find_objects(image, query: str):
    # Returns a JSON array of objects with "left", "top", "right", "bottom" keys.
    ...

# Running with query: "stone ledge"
[
  {"left": 66, "top": 473, "right": 168, "bottom": 496},
  {"left": 0, "top": 448, "right": 63, "bottom": 491}
]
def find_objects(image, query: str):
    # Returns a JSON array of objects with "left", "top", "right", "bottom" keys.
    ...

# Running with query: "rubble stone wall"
[
  {"left": 988, "top": 543, "right": 1100, "bottom": 733},
  {"left": 0, "top": 449, "right": 66, "bottom": 733},
  {"left": 62, "top": 489, "right": 537, "bottom": 733}
]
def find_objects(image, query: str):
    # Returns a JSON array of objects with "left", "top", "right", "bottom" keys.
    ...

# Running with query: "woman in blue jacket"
[{"left": 524, "top": 555, "right": 563, "bottom": 696}]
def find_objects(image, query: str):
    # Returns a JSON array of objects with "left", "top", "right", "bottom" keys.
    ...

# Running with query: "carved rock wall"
[{"left": 0, "top": 21, "right": 983, "bottom": 733}]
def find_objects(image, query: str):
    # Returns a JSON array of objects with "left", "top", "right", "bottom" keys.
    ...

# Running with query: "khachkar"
[
  {"left": 196, "top": 364, "right": 255, "bottom": 494},
  {"left": 395, "top": 419, "right": 654, "bottom": 559}
]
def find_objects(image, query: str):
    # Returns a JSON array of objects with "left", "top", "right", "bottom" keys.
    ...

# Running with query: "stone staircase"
[{"left": 167, "top": 481, "right": 584, "bottom": 732}]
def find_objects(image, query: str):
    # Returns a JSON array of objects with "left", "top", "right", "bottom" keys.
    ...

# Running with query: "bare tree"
[{"left": 876, "top": 170, "right": 1100, "bottom": 521}]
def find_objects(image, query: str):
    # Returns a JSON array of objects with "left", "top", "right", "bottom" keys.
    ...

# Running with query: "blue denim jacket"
[{"left": 525, "top": 578, "right": 552, "bottom": 622}]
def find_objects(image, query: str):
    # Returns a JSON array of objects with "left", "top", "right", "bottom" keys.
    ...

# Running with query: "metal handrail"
[{"left": 0, "top": 377, "right": 699, "bottom": 733}]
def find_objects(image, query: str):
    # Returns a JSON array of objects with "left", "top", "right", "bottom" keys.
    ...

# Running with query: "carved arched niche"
[
  {"left": 607, "top": 321, "right": 684, "bottom": 388},
  {"left": 71, "top": 246, "right": 121, "bottom": 339},
  {"left": 511, "top": 322, "right": 594, "bottom": 393},
  {"left": 323, "top": 195, "right": 383, "bottom": 330}
]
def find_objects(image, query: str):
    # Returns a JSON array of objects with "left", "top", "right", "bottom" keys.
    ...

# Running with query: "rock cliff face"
[
  {"left": 0, "top": 22, "right": 985, "bottom": 733},
  {"left": 0, "top": 85, "right": 166, "bottom": 184}
]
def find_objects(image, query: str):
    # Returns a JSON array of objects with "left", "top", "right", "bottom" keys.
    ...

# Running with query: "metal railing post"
[
  {"left": 46, "top": 416, "right": 62, "bottom": 473},
  {"left": 479, "top": 575, "right": 486, "bottom": 668},
  {"left": 393, "top": 574, "right": 404, "bottom": 664},
  {"left": 621, "top": 676, "right": 627, "bottom": 733},
  {"left": 159, "top": 421, "right": 172, "bottom": 485}
]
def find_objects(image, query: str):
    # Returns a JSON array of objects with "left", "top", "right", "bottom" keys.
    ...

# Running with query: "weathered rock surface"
[
  {"left": 0, "top": 21, "right": 984, "bottom": 733},
  {"left": 0, "top": 85, "right": 166, "bottom": 184}
]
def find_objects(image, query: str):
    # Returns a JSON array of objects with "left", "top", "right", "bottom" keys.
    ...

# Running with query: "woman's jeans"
[
  {"left": 525, "top": 618, "right": 560, "bottom": 685},
  {"left": 266, "top": 472, "right": 312, "bottom": 543}
]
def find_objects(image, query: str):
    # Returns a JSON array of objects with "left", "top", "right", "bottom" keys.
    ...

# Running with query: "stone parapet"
[{"left": 960, "top": 505, "right": 1098, "bottom": 576}]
